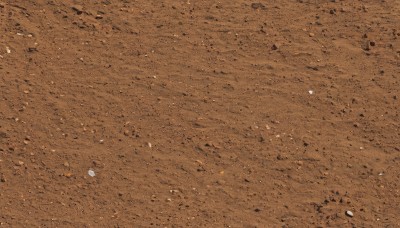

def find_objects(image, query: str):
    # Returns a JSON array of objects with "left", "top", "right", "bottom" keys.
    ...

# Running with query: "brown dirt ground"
[{"left": 1, "top": 0, "right": 399, "bottom": 227}]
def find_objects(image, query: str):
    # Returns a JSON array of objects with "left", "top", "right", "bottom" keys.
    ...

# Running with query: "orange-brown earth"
[{"left": 0, "top": 0, "right": 399, "bottom": 227}]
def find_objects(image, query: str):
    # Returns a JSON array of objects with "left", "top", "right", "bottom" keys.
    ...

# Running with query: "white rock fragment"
[
  {"left": 345, "top": 210, "right": 354, "bottom": 217},
  {"left": 308, "top": 90, "right": 314, "bottom": 95},
  {"left": 6, "top": 46, "right": 11, "bottom": 54},
  {"left": 99, "top": 139, "right": 104, "bottom": 144},
  {"left": 147, "top": 142, "right": 152, "bottom": 148},
  {"left": 88, "top": 169, "right": 96, "bottom": 177}
]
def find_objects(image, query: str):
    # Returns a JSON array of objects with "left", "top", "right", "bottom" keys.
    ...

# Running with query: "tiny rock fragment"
[
  {"left": 295, "top": 160, "right": 304, "bottom": 166},
  {"left": 88, "top": 169, "right": 96, "bottom": 177},
  {"left": 6, "top": 46, "right": 11, "bottom": 54},
  {"left": 72, "top": 5, "right": 83, "bottom": 14},
  {"left": 95, "top": 14, "right": 103, "bottom": 19},
  {"left": 123, "top": 130, "right": 130, "bottom": 136},
  {"left": 16, "top": 161, "right": 24, "bottom": 166},
  {"left": 277, "top": 154, "right": 288, "bottom": 160},
  {"left": 251, "top": 3, "right": 266, "bottom": 10},
  {"left": 28, "top": 47, "right": 38, "bottom": 52},
  {"left": 309, "top": 33, "right": 315, "bottom": 37},
  {"left": 64, "top": 172, "right": 73, "bottom": 177},
  {"left": 308, "top": 90, "right": 314, "bottom": 95},
  {"left": 99, "top": 139, "right": 104, "bottom": 144},
  {"left": 362, "top": 41, "right": 370, "bottom": 51},
  {"left": 195, "top": 160, "right": 203, "bottom": 165},
  {"left": 147, "top": 142, "right": 152, "bottom": 148},
  {"left": 271, "top": 44, "right": 279, "bottom": 50},
  {"left": 345, "top": 210, "right": 354, "bottom": 217},
  {"left": 369, "top": 40, "right": 376, "bottom": 47},
  {"left": 63, "top": 161, "right": 70, "bottom": 167}
]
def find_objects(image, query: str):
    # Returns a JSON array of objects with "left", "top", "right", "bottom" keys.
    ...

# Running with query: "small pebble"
[
  {"left": 16, "top": 161, "right": 24, "bottom": 166},
  {"left": 88, "top": 169, "right": 96, "bottom": 177},
  {"left": 308, "top": 90, "right": 314, "bottom": 95},
  {"left": 345, "top": 210, "right": 354, "bottom": 217},
  {"left": 64, "top": 172, "right": 73, "bottom": 177},
  {"left": 251, "top": 3, "right": 266, "bottom": 10}
]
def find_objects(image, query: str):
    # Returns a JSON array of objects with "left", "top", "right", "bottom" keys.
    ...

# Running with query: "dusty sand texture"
[{"left": 0, "top": 0, "right": 399, "bottom": 227}]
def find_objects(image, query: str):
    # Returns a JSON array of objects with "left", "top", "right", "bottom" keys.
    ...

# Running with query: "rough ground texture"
[{"left": 0, "top": 0, "right": 399, "bottom": 227}]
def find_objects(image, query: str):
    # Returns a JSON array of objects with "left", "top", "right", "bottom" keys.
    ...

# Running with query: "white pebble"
[
  {"left": 308, "top": 90, "right": 314, "bottom": 95},
  {"left": 88, "top": 169, "right": 96, "bottom": 177},
  {"left": 345, "top": 210, "right": 354, "bottom": 217}
]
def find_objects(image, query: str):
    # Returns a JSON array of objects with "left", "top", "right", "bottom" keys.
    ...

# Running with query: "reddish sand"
[{"left": 1, "top": 0, "right": 399, "bottom": 227}]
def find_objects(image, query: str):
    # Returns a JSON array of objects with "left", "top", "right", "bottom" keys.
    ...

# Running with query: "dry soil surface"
[{"left": 1, "top": 0, "right": 400, "bottom": 227}]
